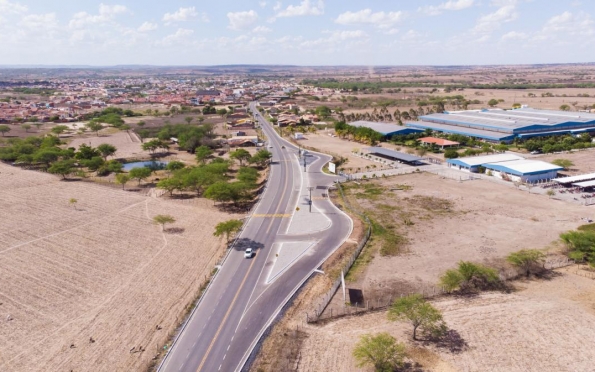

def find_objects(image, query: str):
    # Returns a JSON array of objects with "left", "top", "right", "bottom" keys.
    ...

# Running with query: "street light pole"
[
  {"left": 303, "top": 156, "right": 307, "bottom": 172},
  {"left": 307, "top": 186, "right": 314, "bottom": 213}
]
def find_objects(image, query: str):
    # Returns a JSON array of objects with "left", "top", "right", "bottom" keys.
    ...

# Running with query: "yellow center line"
[
  {"left": 252, "top": 214, "right": 291, "bottom": 218},
  {"left": 265, "top": 151, "right": 291, "bottom": 234},
  {"left": 195, "top": 257, "right": 258, "bottom": 372}
]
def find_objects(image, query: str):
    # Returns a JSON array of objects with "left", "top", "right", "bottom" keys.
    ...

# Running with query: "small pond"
[{"left": 123, "top": 161, "right": 168, "bottom": 171}]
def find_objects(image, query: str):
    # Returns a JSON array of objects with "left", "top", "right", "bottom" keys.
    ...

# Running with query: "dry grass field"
[
  {"left": 344, "top": 173, "right": 587, "bottom": 294},
  {"left": 68, "top": 130, "right": 150, "bottom": 160},
  {"left": 297, "top": 270, "right": 595, "bottom": 372},
  {"left": 0, "top": 162, "right": 240, "bottom": 371}
]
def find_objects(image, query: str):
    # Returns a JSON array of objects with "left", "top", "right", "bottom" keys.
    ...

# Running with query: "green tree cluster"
[
  {"left": 439, "top": 261, "right": 500, "bottom": 293},
  {"left": 334, "top": 121, "right": 382, "bottom": 145},
  {"left": 560, "top": 230, "right": 595, "bottom": 266}
]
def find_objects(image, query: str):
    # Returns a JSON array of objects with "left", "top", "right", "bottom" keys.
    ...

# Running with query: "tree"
[
  {"left": 51, "top": 125, "right": 69, "bottom": 135},
  {"left": 237, "top": 167, "right": 259, "bottom": 185},
  {"left": 229, "top": 148, "right": 251, "bottom": 166},
  {"left": 129, "top": 166, "right": 152, "bottom": 185},
  {"left": 157, "top": 177, "right": 184, "bottom": 196},
  {"left": 488, "top": 99, "right": 499, "bottom": 107},
  {"left": 165, "top": 160, "right": 185, "bottom": 172},
  {"left": 185, "top": 116, "right": 193, "bottom": 124},
  {"left": 506, "top": 249, "right": 546, "bottom": 277},
  {"left": 204, "top": 181, "right": 235, "bottom": 204},
  {"left": 121, "top": 124, "right": 131, "bottom": 133},
  {"left": 48, "top": 159, "right": 76, "bottom": 179},
  {"left": 560, "top": 230, "right": 595, "bottom": 266},
  {"left": 546, "top": 189, "right": 556, "bottom": 199},
  {"left": 443, "top": 148, "right": 459, "bottom": 159},
  {"left": 153, "top": 214, "right": 175, "bottom": 231},
  {"left": 559, "top": 104, "right": 571, "bottom": 111},
  {"left": 115, "top": 173, "right": 130, "bottom": 189},
  {"left": 137, "top": 120, "right": 146, "bottom": 128},
  {"left": 97, "top": 144, "right": 117, "bottom": 160},
  {"left": 86, "top": 121, "right": 104, "bottom": 136},
  {"left": 33, "top": 147, "right": 62, "bottom": 166},
  {"left": 439, "top": 261, "right": 499, "bottom": 293},
  {"left": 353, "top": 333, "right": 407, "bottom": 372},
  {"left": 551, "top": 158, "right": 574, "bottom": 171},
  {"left": 69, "top": 198, "right": 78, "bottom": 210},
  {"left": 250, "top": 149, "right": 272, "bottom": 168},
  {"left": 21, "top": 124, "right": 32, "bottom": 132},
  {"left": 195, "top": 145, "right": 213, "bottom": 165},
  {"left": 0, "top": 125, "right": 11, "bottom": 136},
  {"left": 388, "top": 294, "right": 446, "bottom": 340},
  {"left": 33, "top": 123, "right": 43, "bottom": 131},
  {"left": 213, "top": 219, "right": 243, "bottom": 243}
]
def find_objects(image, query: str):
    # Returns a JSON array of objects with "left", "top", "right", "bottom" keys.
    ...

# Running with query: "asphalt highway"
[{"left": 159, "top": 102, "right": 352, "bottom": 372}]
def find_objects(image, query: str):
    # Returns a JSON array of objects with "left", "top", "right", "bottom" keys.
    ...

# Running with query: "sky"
[{"left": 0, "top": 0, "right": 594, "bottom": 66}]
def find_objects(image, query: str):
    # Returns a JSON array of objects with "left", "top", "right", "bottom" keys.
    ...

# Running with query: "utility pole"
[
  {"left": 303, "top": 156, "right": 307, "bottom": 172},
  {"left": 307, "top": 186, "right": 314, "bottom": 213}
]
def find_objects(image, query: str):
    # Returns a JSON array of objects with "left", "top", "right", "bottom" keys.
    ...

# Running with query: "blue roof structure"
[
  {"left": 349, "top": 121, "right": 423, "bottom": 137},
  {"left": 366, "top": 147, "right": 423, "bottom": 163},
  {"left": 483, "top": 160, "right": 563, "bottom": 176},
  {"left": 405, "top": 108, "right": 595, "bottom": 142}
]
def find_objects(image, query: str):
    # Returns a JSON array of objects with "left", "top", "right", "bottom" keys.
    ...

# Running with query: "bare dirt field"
[
  {"left": 297, "top": 270, "right": 595, "bottom": 372},
  {"left": 536, "top": 148, "right": 595, "bottom": 175},
  {"left": 343, "top": 172, "right": 588, "bottom": 295},
  {"left": 0, "top": 162, "right": 240, "bottom": 371},
  {"left": 68, "top": 130, "right": 150, "bottom": 160}
]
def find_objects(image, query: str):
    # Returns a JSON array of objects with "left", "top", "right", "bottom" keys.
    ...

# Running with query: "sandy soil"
[
  {"left": 350, "top": 173, "right": 587, "bottom": 294},
  {"left": 297, "top": 271, "right": 595, "bottom": 372},
  {"left": 0, "top": 162, "right": 241, "bottom": 371},
  {"left": 68, "top": 130, "right": 150, "bottom": 160},
  {"left": 297, "top": 131, "right": 384, "bottom": 171},
  {"left": 536, "top": 148, "right": 595, "bottom": 175}
]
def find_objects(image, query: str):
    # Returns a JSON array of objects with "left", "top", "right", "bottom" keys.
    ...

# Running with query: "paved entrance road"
[{"left": 159, "top": 102, "right": 352, "bottom": 372}]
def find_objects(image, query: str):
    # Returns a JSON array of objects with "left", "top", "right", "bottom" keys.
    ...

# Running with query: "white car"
[{"left": 244, "top": 248, "right": 254, "bottom": 258}]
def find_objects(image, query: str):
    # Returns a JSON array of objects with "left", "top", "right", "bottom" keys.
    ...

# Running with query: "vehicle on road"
[
  {"left": 244, "top": 248, "right": 254, "bottom": 258},
  {"left": 281, "top": 145, "right": 285, "bottom": 149}
]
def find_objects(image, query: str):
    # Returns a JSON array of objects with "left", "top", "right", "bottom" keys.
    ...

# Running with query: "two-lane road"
[{"left": 159, "top": 102, "right": 351, "bottom": 372}]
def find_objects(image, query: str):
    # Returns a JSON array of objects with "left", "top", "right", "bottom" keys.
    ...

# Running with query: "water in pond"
[{"left": 123, "top": 161, "right": 168, "bottom": 171}]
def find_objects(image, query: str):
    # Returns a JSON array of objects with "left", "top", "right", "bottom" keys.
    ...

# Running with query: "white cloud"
[
  {"left": 419, "top": 0, "right": 474, "bottom": 16},
  {"left": 501, "top": 31, "right": 527, "bottom": 41},
  {"left": 69, "top": 3, "right": 129, "bottom": 29},
  {"left": 138, "top": 22, "right": 158, "bottom": 32},
  {"left": 20, "top": 13, "right": 59, "bottom": 30},
  {"left": 157, "top": 28, "right": 194, "bottom": 46},
  {"left": 163, "top": 7, "right": 208, "bottom": 24},
  {"left": 227, "top": 10, "right": 258, "bottom": 31},
  {"left": 98, "top": 4, "right": 128, "bottom": 17},
  {"left": 334, "top": 9, "right": 404, "bottom": 28},
  {"left": 0, "top": 0, "right": 27, "bottom": 14},
  {"left": 253, "top": 25, "right": 272, "bottom": 33},
  {"left": 275, "top": 0, "right": 324, "bottom": 18},
  {"left": 259, "top": 1, "right": 267, "bottom": 7},
  {"left": 384, "top": 28, "right": 399, "bottom": 35},
  {"left": 401, "top": 30, "right": 423, "bottom": 42},
  {"left": 273, "top": 2, "right": 282, "bottom": 11},
  {"left": 473, "top": 4, "right": 518, "bottom": 33},
  {"left": 300, "top": 29, "right": 366, "bottom": 48},
  {"left": 542, "top": 11, "right": 594, "bottom": 36}
]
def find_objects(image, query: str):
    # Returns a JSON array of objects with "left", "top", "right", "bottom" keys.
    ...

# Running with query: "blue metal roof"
[{"left": 366, "top": 147, "right": 423, "bottom": 162}]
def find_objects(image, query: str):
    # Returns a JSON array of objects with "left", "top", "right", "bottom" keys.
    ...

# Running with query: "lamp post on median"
[
  {"left": 307, "top": 186, "right": 314, "bottom": 213},
  {"left": 303, "top": 156, "right": 307, "bottom": 172}
]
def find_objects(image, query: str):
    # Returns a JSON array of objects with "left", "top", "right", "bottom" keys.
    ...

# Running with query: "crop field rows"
[{"left": 0, "top": 162, "right": 238, "bottom": 371}]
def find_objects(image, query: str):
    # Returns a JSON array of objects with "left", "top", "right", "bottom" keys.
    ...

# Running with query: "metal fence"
[
  {"left": 307, "top": 256, "right": 578, "bottom": 324},
  {"left": 307, "top": 182, "right": 372, "bottom": 321}
]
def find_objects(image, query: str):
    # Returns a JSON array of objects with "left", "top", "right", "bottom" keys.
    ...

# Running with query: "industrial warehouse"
[
  {"left": 447, "top": 153, "right": 563, "bottom": 182},
  {"left": 405, "top": 107, "right": 595, "bottom": 143}
]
